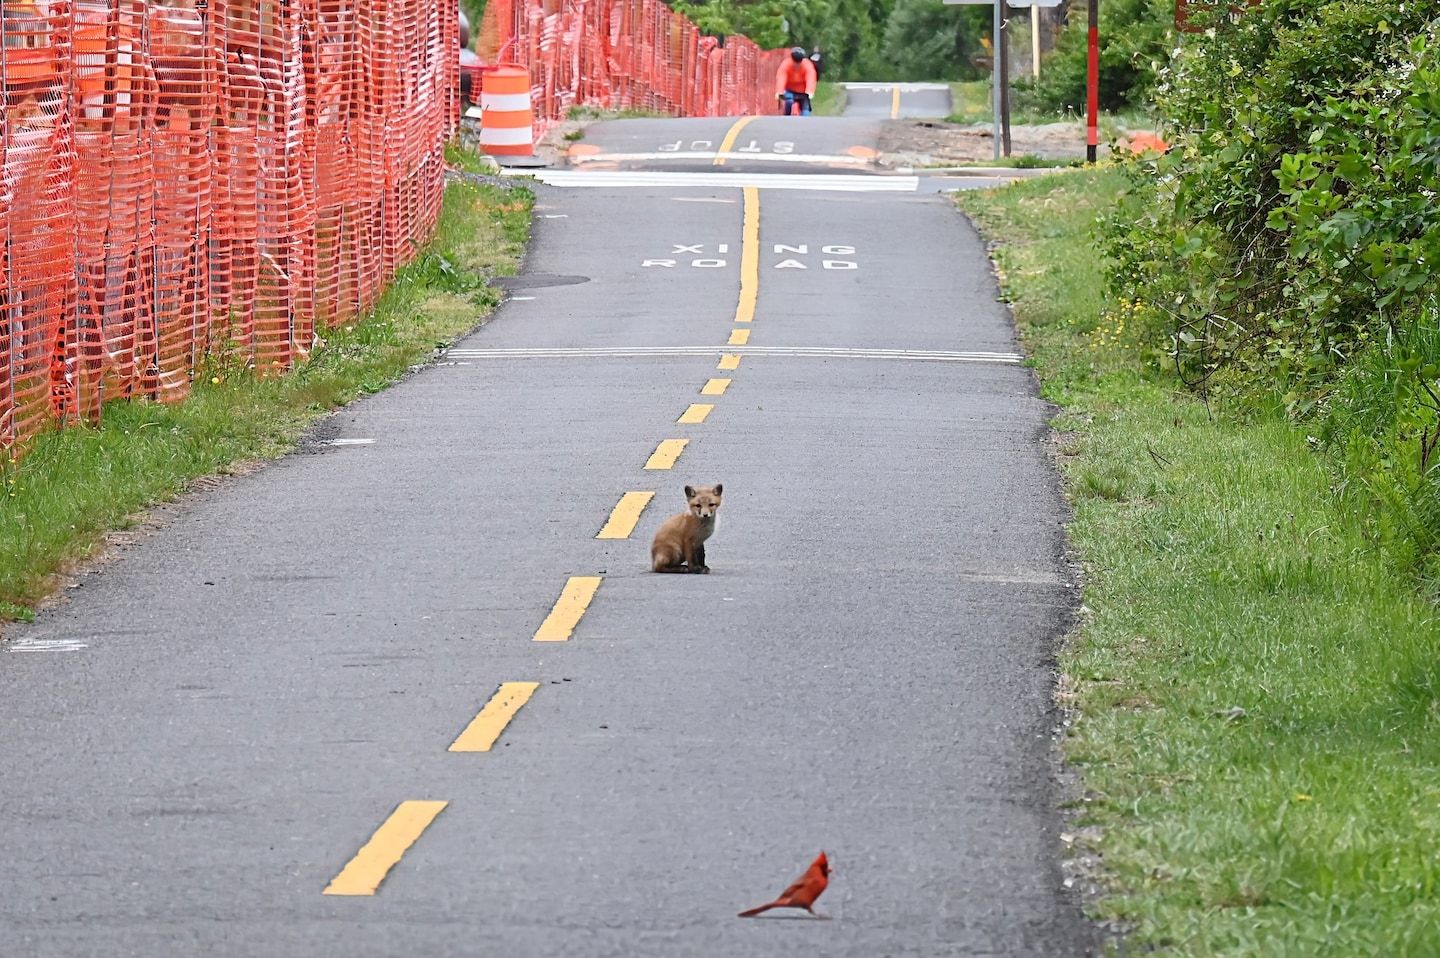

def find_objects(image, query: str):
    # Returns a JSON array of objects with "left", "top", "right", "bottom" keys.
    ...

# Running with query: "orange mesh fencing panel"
[
  {"left": 1, "top": 0, "right": 458, "bottom": 452},
  {"left": 3, "top": 0, "right": 77, "bottom": 446},
  {"left": 477, "top": 0, "right": 784, "bottom": 136}
]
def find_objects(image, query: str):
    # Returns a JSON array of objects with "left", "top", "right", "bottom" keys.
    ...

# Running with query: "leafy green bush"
[{"left": 1104, "top": 0, "right": 1440, "bottom": 576}]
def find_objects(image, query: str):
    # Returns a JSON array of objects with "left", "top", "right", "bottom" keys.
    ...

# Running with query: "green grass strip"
[
  {"left": 811, "top": 81, "right": 846, "bottom": 117},
  {"left": 0, "top": 172, "right": 532, "bottom": 622},
  {"left": 958, "top": 170, "right": 1440, "bottom": 956}
]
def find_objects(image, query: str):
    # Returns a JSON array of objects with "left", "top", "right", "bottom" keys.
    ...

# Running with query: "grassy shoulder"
[
  {"left": 812, "top": 81, "right": 846, "bottom": 116},
  {"left": 957, "top": 171, "right": 1440, "bottom": 955},
  {"left": 0, "top": 158, "right": 531, "bottom": 623},
  {"left": 947, "top": 79, "right": 1068, "bottom": 125},
  {"left": 945, "top": 80, "right": 1156, "bottom": 150}
]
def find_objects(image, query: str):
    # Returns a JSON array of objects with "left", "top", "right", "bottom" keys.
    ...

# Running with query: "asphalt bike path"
[
  {"left": 565, "top": 115, "right": 886, "bottom": 173},
  {"left": 841, "top": 82, "right": 953, "bottom": 119},
  {"left": 0, "top": 115, "right": 1094, "bottom": 956}
]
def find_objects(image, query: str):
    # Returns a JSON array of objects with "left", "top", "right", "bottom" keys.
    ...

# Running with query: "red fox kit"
[{"left": 651, "top": 484, "right": 723, "bottom": 574}]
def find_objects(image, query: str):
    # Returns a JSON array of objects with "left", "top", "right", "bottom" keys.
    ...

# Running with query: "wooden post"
[{"left": 1031, "top": 4, "right": 1041, "bottom": 79}]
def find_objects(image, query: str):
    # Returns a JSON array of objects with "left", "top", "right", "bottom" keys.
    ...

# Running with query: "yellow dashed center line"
[
  {"left": 644, "top": 438, "right": 688, "bottom": 470},
  {"left": 533, "top": 575, "right": 603, "bottom": 642},
  {"left": 714, "top": 116, "right": 758, "bottom": 166},
  {"left": 677, "top": 403, "right": 714, "bottom": 424},
  {"left": 320, "top": 188, "right": 774, "bottom": 899},
  {"left": 735, "top": 186, "right": 760, "bottom": 323},
  {"left": 596, "top": 491, "right": 655, "bottom": 539},
  {"left": 449, "top": 682, "right": 540, "bottom": 752},
  {"left": 891, "top": 85, "right": 901, "bottom": 119},
  {"left": 323, "top": 800, "right": 448, "bottom": 896}
]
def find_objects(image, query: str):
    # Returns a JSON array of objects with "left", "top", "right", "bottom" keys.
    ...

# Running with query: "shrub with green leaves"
[{"left": 1104, "top": 0, "right": 1440, "bottom": 575}]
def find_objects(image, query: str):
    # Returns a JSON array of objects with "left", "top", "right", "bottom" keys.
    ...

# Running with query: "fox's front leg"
[{"left": 692, "top": 543, "right": 709, "bottom": 574}]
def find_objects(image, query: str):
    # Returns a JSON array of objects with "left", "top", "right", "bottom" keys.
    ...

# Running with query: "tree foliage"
[
  {"left": 790, "top": 0, "right": 897, "bottom": 79},
  {"left": 666, "top": 0, "right": 993, "bottom": 80},
  {"left": 882, "top": 0, "right": 990, "bottom": 82},
  {"left": 1021, "top": 0, "right": 1176, "bottom": 112},
  {"left": 670, "top": 0, "right": 790, "bottom": 49}
]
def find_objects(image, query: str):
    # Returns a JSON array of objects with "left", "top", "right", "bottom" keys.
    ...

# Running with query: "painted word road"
[{"left": 641, "top": 244, "right": 859, "bottom": 270}]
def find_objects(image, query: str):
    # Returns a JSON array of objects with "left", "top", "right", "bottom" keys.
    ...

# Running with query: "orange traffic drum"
[{"left": 478, "top": 65, "right": 534, "bottom": 157}]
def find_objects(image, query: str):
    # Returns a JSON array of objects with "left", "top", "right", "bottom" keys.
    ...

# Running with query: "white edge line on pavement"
[{"left": 7, "top": 639, "right": 88, "bottom": 652}]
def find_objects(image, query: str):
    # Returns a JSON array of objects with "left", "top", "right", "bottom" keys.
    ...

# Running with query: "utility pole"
[
  {"left": 991, "top": 0, "right": 1002, "bottom": 161},
  {"left": 947, "top": 0, "right": 1060, "bottom": 159},
  {"left": 999, "top": 4, "right": 1011, "bottom": 157},
  {"left": 1086, "top": 0, "right": 1098, "bottom": 163}
]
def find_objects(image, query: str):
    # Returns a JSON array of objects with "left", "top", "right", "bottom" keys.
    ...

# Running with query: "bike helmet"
[{"left": 790, "top": 47, "right": 806, "bottom": 62}]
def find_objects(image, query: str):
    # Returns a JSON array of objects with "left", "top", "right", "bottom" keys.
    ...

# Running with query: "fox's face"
[{"left": 683, "top": 484, "right": 723, "bottom": 519}]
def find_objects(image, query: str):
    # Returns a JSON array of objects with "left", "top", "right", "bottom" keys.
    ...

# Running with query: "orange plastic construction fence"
[
  {"left": 1, "top": 0, "right": 457, "bottom": 451},
  {"left": 477, "top": 0, "right": 787, "bottom": 136}
]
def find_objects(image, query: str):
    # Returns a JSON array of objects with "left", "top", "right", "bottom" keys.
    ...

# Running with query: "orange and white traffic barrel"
[{"left": 479, "top": 65, "right": 535, "bottom": 156}]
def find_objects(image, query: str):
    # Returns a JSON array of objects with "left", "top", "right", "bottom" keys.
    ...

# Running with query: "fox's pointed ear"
[
  {"left": 713, "top": 483, "right": 723, "bottom": 496},
  {"left": 684, "top": 485, "right": 696, "bottom": 498}
]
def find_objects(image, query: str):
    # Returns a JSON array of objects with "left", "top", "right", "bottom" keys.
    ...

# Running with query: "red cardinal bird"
[{"left": 737, "top": 852, "right": 830, "bottom": 919}]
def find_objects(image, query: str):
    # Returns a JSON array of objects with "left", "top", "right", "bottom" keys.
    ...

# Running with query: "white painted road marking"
[
  {"left": 659, "top": 139, "right": 795, "bottom": 154},
  {"left": 506, "top": 170, "right": 921, "bottom": 192},
  {"left": 572, "top": 151, "right": 863, "bottom": 166},
  {"left": 325, "top": 438, "right": 376, "bottom": 446},
  {"left": 842, "top": 82, "right": 951, "bottom": 91},
  {"left": 445, "top": 345, "right": 1024, "bottom": 364},
  {"left": 7, "top": 638, "right": 88, "bottom": 653},
  {"left": 641, "top": 242, "right": 858, "bottom": 270}
]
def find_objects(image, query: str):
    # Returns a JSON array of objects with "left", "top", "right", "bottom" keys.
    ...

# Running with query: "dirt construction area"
[{"left": 876, "top": 118, "right": 1116, "bottom": 168}]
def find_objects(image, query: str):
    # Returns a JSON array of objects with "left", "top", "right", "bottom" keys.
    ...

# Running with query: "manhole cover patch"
[{"left": 494, "top": 274, "right": 591, "bottom": 290}]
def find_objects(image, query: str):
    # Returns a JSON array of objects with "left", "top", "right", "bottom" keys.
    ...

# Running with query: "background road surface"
[
  {"left": 840, "top": 82, "right": 954, "bottom": 119},
  {"left": 0, "top": 115, "right": 1094, "bottom": 957}
]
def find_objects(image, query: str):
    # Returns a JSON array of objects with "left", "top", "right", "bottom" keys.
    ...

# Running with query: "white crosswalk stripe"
[
  {"left": 502, "top": 169, "right": 920, "bottom": 192},
  {"left": 567, "top": 151, "right": 871, "bottom": 166}
]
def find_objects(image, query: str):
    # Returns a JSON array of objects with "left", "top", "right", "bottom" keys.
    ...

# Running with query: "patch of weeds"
[
  {"left": 1073, "top": 462, "right": 1133, "bottom": 502},
  {"left": 565, "top": 104, "right": 668, "bottom": 121},
  {"left": 0, "top": 601, "right": 35, "bottom": 623},
  {"left": 444, "top": 138, "right": 492, "bottom": 174}
]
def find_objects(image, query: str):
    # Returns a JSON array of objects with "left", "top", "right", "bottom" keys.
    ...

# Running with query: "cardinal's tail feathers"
[{"left": 737, "top": 901, "right": 779, "bottom": 918}]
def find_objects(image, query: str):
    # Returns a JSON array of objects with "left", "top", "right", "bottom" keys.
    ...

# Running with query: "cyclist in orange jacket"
[{"left": 776, "top": 47, "right": 817, "bottom": 116}]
